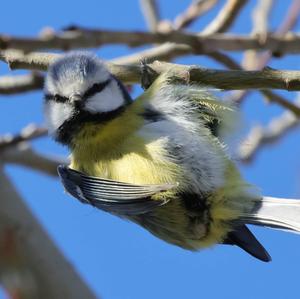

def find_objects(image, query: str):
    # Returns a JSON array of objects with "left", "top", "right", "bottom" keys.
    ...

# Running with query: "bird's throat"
[{"left": 55, "top": 106, "right": 126, "bottom": 145}]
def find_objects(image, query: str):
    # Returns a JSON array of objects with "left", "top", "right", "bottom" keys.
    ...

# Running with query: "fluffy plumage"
[
  {"left": 44, "top": 52, "right": 129, "bottom": 140},
  {"left": 44, "top": 52, "right": 300, "bottom": 262}
]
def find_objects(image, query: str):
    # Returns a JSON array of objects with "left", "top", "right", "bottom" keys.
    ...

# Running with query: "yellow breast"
[
  {"left": 70, "top": 102, "right": 180, "bottom": 185},
  {"left": 71, "top": 138, "right": 179, "bottom": 185}
]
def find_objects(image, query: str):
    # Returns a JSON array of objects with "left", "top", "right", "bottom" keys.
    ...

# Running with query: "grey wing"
[{"left": 57, "top": 165, "right": 175, "bottom": 215}]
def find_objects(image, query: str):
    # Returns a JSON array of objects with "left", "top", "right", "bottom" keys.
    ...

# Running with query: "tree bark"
[{"left": 0, "top": 166, "right": 98, "bottom": 299}]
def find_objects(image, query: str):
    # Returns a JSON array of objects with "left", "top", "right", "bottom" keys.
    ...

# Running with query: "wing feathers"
[{"left": 57, "top": 165, "right": 175, "bottom": 215}]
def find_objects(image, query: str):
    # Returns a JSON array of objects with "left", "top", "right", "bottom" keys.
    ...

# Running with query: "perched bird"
[{"left": 44, "top": 52, "right": 300, "bottom": 262}]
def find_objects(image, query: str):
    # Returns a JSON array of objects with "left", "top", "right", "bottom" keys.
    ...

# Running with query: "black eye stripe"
[
  {"left": 83, "top": 78, "right": 111, "bottom": 99},
  {"left": 44, "top": 94, "right": 69, "bottom": 103},
  {"left": 44, "top": 78, "right": 111, "bottom": 104},
  {"left": 44, "top": 94, "right": 53, "bottom": 101}
]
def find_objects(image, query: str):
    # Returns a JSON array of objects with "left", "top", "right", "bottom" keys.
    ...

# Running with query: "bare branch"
[
  {"left": 0, "top": 125, "right": 63, "bottom": 176},
  {"left": 261, "top": 90, "right": 300, "bottom": 117},
  {"left": 242, "top": 0, "right": 273, "bottom": 70},
  {"left": 206, "top": 50, "right": 241, "bottom": 69},
  {"left": 231, "top": 0, "right": 300, "bottom": 104},
  {"left": 2, "top": 50, "right": 298, "bottom": 115},
  {"left": 254, "top": 0, "right": 300, "bottom": 69},
  {"left": 111, "top": 43, "right": 191, "bottom": 64},
  {"left": 201, "top": 0, "right": 248, "bottom": 34},
  {"left": 3, "top": 51, "right": 300, "bottom": 91},
  {"left": 238, "top": 97, "right": 300, "bottom": 162},
  {"left": 251, "top": 0, "right": 273, "bottom": 36},
  {"left": 139, "top": 0, "right": 160, "bottom": 32},
  {"left": 0, "top": 124, "right": 47, "bottom": 151},
  {"left": 4, "top": 29, "right": 300, "bottom": 53},
  {"left": 0, "top": 166, "right": 97, "bottom": 298},
  {"left": 204, "top": 51, "right": 300, "bottom": 116},
  {"left": 0, "top": 50, "right": 59, "bottom": 71},
  {"left": 113, "top": 1, "right": 299, "bottom": 84},
  {"left": 174, "top": 0, "right": 219, "bottom": 30},
  {"left": 276, "top": 0, "right": 300, "bottom": 35},
  {"left": 114, "top": 1, "right": 219, "bottom": 65},
  {"left": 1, "top": 142, "right": 65, "bottom": 176},
  {"left": 0, "top": 73, "right": 43, "bottom": 95}
]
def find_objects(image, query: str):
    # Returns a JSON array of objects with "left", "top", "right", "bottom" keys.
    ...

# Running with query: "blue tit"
[{"left": 44, "top": 52, "right": 300, "bottom": 262}]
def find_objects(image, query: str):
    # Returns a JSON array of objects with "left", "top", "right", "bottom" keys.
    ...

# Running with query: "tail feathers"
[
  {"left": 243, "top": 196, "right": 300, "bottom": 233},
  {"left": 224, "top": 225, "right": 271, "bottom": 262}
]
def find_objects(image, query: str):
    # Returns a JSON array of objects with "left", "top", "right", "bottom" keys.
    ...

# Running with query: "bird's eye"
[
  {"left": 44, "top": 94, "right": 53, "bottom": 101},
  {"left": 44, "top": 94, "right": 69, "bottom": 103},
  {"left": 84, "top": 78, "right": 111, "bottom": 99},
  {"left": 54, "top": 94, "right": 69, "bottom": 103}
]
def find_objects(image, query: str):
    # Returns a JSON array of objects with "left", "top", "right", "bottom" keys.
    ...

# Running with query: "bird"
[{"left": 44, "top": 52, "right": 300, "bottom": 262}]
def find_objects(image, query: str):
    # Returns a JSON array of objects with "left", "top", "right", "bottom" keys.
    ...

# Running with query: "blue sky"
[{"left": 1, "top": 1, "right": 300, "bottom": 299}]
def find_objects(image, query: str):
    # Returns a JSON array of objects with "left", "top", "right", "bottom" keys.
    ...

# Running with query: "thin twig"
[
  {"left": 231, "top": 0, "right": 300, "bottom": 104},
  {"left": 206, "top": 50, "right": 241, "bottom": 69},
  {"left": 174, "top": 0, "right": 219, "bottom": 30},
  {"left": 242, "top": 0, "right": 273, "bottom": 69},
  {"left": 261, "top": 90, "right": 300, "bottom": 117},
  {"left": 139, "top": 0, "right": 160, "bottom": 32},
  {"left": 201, "top": 0, "right": 248, "bottom": 34},
  {"left": 110, "top": 1, "right": 219, "bottom": 65},
  {"left": 104, "top": 0, "right": 250, "bottom": 66},
  {"left": 111, "top": 42, "right": 191, "bottom": 64},
  {"left": 238, "top": 97, "right": 300, "bottom": 162},
  {"left": 251, "top": 0, "right": 273, "bottom": 36},
  {"left": 255, "top": 0, "right": 300, "bottom": 69},
  {"left": 114, "top": 1, "right": 219, "bottom": 65}
]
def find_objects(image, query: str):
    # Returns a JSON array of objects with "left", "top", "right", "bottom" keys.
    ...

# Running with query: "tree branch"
[
  {"left": 204, "top": 51, "right": 300, "bottom": 116},
  {"left": 254, "top": 0, "right": 300, "bottom": 69},
  {"left": 139, "top": 0, "right": 160, "bottom": 32},
  {"left": 0, "top": 124, "right": 47, "bottom": 151},
  {"left": 261, "top": 90, "right": 300, "bottom": 117},
  {"left": 251, "top": 0, "right": 273, "bottom": 36},
  {"left": 1, "top": 51, "right": 299, "bottom": 115},
  {"left": 174, "top": 0, "right": 219, "bottom": 30},
  {"left": 230, "top": 0, "right": 300, "bottom": 104},
  {"left": 242, "top": 0, "right": 273, "bottom": 70},
  {"left": 201, "top": 0, "right": 248, "bottom": 34},
  {"left": 0, "top": 166, "right": 98, "bottom": 298},
  {"left": 0, "top": 125, "right": 65, "bottom": 177},
  {"left": 1, "top": 142, "right": 66, "bottom": 177},
  {"left": 0, "top": 50, "right": 59, "bottom": 71},
  {"left": 112, "top": 1, "right": 219, "bottom": 65},
  {"left": 238, "top": 97, "right": 300, "bottom": 162},
  {"left": 110, "top": 1, "right": 300, "bottom": 74},
  {"left": 0, "top": 73, "right": 44, "bottom": 95},
  {"left": 111, "top": 42, "right": 191, "bottom": 64},
  {"left": 3, "top": 29, "right": 300, "bottom": 53},
  {"left": 2, "top": 51, "right": 300, "bottom": 91}
]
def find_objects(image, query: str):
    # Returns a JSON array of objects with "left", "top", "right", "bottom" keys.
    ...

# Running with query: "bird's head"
[{"left": 44, "top": 52, "right": 132, "bottom": 144}]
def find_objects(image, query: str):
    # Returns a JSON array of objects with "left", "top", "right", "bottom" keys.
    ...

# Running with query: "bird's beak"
[{"left": 70, "top": 93, "right": 82, "bottom": 103}]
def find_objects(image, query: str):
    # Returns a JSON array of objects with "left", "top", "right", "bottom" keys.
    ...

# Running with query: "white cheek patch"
[
  {"left": 44, "top": 101, "right": 74, "bottom": 135},
  {"left": 84, "top": 81, "right": 124, "bottom": 113}
]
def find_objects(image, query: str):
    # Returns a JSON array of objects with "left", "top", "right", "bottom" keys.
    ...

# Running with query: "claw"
[{"left": 140, "top": 59, "right": 157, "bottom": 90}]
